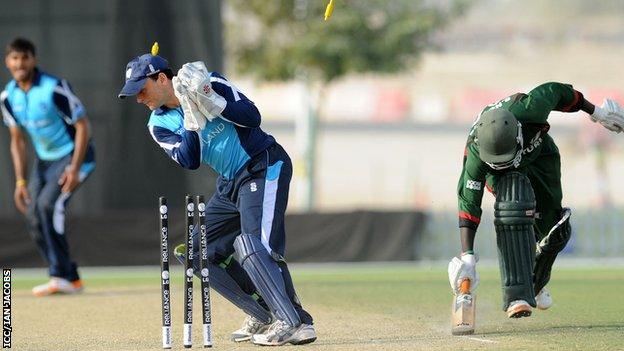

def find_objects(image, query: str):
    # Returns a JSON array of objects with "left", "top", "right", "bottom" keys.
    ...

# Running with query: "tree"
[{"left": 226, "top": 0, "right": 471, "bottom": 210}]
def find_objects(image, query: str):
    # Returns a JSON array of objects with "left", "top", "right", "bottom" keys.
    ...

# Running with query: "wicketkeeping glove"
[
  {"left": 172, "top": 76, "right": 206, "bottom": 131},
  {"left": 448, "top": 253, "right": 479, "bottom": 295},
  {"left": 590, "top": 99, "right": 624, "bottom": 133},
  {"left": 177, "top": 62, "right": 227, "bottom": 119}
]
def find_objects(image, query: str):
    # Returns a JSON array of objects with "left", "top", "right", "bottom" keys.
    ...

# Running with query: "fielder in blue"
[
  {"left": 118, "top": 44, "right": 315, "bottom": 346},
  {"left": 1, "top": 38, "right": 96, "bottom": 296}
]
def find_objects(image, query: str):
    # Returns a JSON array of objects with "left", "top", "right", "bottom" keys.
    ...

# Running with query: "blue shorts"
[{"left": 201, "top": 142, "right": 292, "bottom": 263}]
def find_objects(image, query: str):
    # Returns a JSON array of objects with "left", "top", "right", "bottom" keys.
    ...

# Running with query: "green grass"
[{"left": 7, "top": 264, "right": 624, "bottom": 350}]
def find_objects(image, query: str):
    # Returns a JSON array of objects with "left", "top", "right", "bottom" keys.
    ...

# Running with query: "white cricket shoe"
[
  {"left": 32, "top": 277, "right": 84, "bottom": 297},
  {"left": 250, "top": 319, "right": 317, "bottom": 346},
  {"left": 536, "top": 288, "right": 553, "bottom": 310},
  {"left": 231, "top": 315, "right": 272, "bottom": 342},
  {"left": 507, "top": 299, "right": 532, "bottom": 318}
]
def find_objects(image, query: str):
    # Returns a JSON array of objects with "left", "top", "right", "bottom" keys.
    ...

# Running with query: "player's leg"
[
  {"left": 25, "top": 160, "right": 49, "bottom": 263},
  {"left": 493, "top": 171, "right": 537, "bottom": 318},
  {"left": 219, "top": 256, "right": 274, "bottom": 341},
  {"left": 246, "top": 152, "right": 313, "bottom": 325},
  {"left": 31, "top": 156, "right": 87, "bottom": 296},
  {"left": 172, "top": 192, "right": 273, "bottom": 332},
  {"left": 234, "top": 145, "right": 315, "bottom": 346},
  {"left": 527, "top": 136, "right": 571, "bottom": 307}
]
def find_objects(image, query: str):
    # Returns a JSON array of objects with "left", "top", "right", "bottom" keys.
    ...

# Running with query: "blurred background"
[{"left": 1, "top": 0, "right": 623, "bottom": 266}]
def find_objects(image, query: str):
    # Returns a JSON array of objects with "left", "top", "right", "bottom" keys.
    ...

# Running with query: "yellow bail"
[
  {"left": 151, "top": 42, "right": 159, "bottom": 56},
  {"left": 324, "top": 0, "right": 334, "bottom": 21}
]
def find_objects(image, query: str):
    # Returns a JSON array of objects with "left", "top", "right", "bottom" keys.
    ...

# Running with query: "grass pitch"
[{"left": 8, "top": 263, "right": 624, "bottom": 350}]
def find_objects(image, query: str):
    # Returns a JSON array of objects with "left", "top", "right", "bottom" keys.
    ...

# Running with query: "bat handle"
[{"left": 459, "top": 279, "right": 471, "bottom": 294}]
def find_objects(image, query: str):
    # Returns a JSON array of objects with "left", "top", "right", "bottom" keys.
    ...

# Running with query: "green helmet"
[{"left": 475, "top": 109, "right": 523, "bottom": 170}]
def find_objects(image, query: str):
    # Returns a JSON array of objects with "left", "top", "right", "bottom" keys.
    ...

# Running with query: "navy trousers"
[
  {"left": 26, "top": 148, "right": 95, "bottom": 281},
  {"left": 190, "top": 143, "right": 313, "bottom": 324}
]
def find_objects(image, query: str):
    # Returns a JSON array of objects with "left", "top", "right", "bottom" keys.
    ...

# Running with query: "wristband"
[{"left": 16, "top": 179, "right": 27, "bottom": 187}]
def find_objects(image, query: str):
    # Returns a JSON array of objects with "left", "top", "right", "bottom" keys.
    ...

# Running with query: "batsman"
[{"left": 448, "top": 82, "right": 624, "bottom": 318}]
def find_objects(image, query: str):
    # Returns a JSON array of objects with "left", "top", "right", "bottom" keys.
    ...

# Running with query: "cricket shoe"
[
  {"left": 506, "top": 299, "right": 532, "bottom": 318},
  {"left": 231, "top": 315, "right": 272, "bottom": 342},
  {"left": 535, "top": 288, "right": 553, "bottom": 310},
  {"left": 250, "top": 319, "right": 317, "bottom": 346},
  {"left": 32, "top": 277, "right": 84, "bottom": 297}
]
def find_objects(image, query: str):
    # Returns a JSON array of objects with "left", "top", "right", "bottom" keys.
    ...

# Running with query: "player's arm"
[
  {"left": 527, "top": 82, "right": 602, "bottom": 115},
  {"left": 2, "top": 91, "right": 30, "bottom": 213},
  {"left": 460, "top": 227, "right": 476, "bottom": 254},
  {"left": 449, "top": 145, "right": 485, "bottom": 294},
  {"left": 527, "top": 82, "right": 624, "bottom": 132},
  {"left": 209, "top": 73, "right": 261, "bottom": 128},
  {"left": 148, "top": 125, "right": 201, "bottom": 170},
  {"left": 457, "top": 145, "right": 487, "bottom": 245},
  {"left": 58, "top": 117, "right": 90, "bottom": 192},
  {"left": 525, "top": 82, "right": 585, "bottom": 116},
  {"left": 8, "top": 126, "right": 31, "bottom": 213},
  {"left": 53, "top": 79, "right": 91, "bottom": 193}
]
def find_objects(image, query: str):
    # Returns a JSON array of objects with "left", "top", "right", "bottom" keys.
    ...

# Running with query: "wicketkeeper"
[
  {"left": 448, "top": 82, "right": 624, "bottom": 318},
  {"left": 118, "top": 44, "right": 315, "bottom": 346}
]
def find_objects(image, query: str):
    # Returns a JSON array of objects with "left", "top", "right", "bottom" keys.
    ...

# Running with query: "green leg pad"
[
  {"left": 496, "top": 223, "right": 537, "bottom": 309},
  {"left": 494, "top": 172, "right": 537, "bottom": 310}
]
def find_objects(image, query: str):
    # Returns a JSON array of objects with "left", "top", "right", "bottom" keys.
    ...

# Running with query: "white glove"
[
  {"left": 172, "top": 76, "right": 206, "bottom": 131},
  {"left": 177, "top": 62, "right": 227, "bottom": 119},
  {"left": 448, "top": 253, "right": 479, "bottom": 295},
  {"left": 182, "top": 61, "right": 209, "bottom": 75},
  {"left": 590, "top": 99, "right": 624, "bottom": 133}
]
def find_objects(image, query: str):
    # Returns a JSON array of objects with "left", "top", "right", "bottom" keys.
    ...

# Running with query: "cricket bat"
[{"left": 451, "top": 279, "right": 475, "bottom": 335}]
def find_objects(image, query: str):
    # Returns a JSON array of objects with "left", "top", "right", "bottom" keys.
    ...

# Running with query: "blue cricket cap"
[{"left": 118, "top": 53, "right": 170, "bottom": 99}]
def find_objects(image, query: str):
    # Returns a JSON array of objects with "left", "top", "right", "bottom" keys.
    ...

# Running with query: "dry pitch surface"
[{"left": 7, "top": 264, "right": 624, "bottom": 350}]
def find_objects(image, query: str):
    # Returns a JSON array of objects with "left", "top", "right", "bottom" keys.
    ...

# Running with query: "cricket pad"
[
  {"left": 234, "top": 234, "right": 301, "bottom": 327},
  {"left": 494, "top": 172, "right": 537, "bottom": 310},
  {"left": 534, "top": 208, "right": 572, "bottom": 294}
]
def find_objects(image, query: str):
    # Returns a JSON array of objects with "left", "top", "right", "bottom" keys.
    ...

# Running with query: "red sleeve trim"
[
  {"left": 459, "top": 211, "right": 481, "bottom": 224},
  {"left": 560, "top": 90, "right": 581, "bottom": 112},
  {"left": 485, "top": 182, "right": 494, "bottom": 195}
]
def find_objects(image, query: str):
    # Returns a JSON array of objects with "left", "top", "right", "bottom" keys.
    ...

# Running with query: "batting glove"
[
  {"left": 590, "top": 99, "right": 624, "bottom": 133},
  {"left": 448, "top": 253, "right": 479, "bottom": 295}
]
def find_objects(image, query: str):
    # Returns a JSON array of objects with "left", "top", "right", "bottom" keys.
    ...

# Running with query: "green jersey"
[{"left": 457, "top": 82, "right": 584, "bottom": 229}]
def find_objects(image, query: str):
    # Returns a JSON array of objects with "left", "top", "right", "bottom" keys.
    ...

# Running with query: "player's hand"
[
  {"left": 58, "top": 166, "right": 80, "bottom": 193},
  {"left": 177, "top": 62, "right": 226, "bottom": 118},
  {"left": 173, "top": 76, "right": 208, "bottom": 130},
  {"left": 176, "top": 61, "right": 209, "bottom": 91},
  {"left": 590, "top": 99, "right": 624, "bottom": 133},
  {"left": 448, "top": 253, "right": 479, "bottom": 295},
  {"left": 14, "top": 183, "right": 31, "bottom": 214}
]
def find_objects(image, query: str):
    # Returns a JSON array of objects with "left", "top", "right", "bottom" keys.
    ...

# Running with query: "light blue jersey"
[
  {"left": 1, "top": 69, "right": 87, "bottom": 161},
  {"left": 147, "top": 72, "right": 274, "bottom": 179}
]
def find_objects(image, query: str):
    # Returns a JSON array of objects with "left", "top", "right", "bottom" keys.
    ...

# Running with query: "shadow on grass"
[
  {"left": 12, "top": 287, "right": 156, "bottom": 298},
  {"left": 313, "top": 323, "right": 624, "bottom": 347},
  {"left": 479, "top": 323, "right": 624, "bottom": 336},
  {"left": 313, "top": 337, "right": 438, "bottom": 346}
]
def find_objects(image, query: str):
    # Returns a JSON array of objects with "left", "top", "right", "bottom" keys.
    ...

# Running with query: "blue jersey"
[
  {"left": 147, "top": 72, "right": 275, "bottom": 179},
  {"left": 1, "top": 69, "right": 88, "bottom": 161}
]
